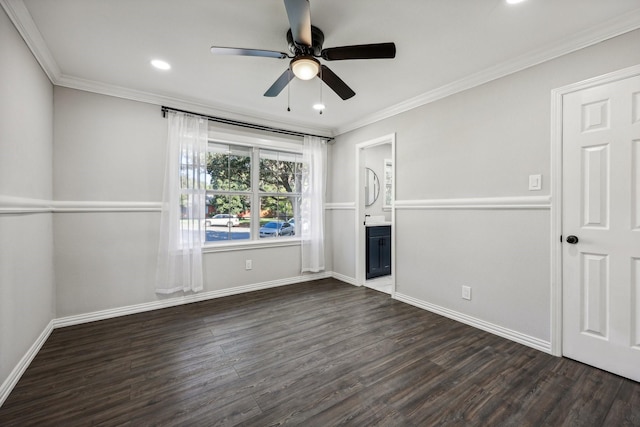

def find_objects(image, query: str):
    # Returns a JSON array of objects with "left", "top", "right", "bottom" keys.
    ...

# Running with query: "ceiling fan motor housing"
[
  {"left": 287, "top": 25, "right": 325, "bottom": 56},
  {"left": 211, "top": 0, "right": 394, "bottom": 101}
]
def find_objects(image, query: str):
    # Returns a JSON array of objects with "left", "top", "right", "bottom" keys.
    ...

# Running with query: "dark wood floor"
[{"left": 1, "top": 279, "right": 638, "bottom": 426}]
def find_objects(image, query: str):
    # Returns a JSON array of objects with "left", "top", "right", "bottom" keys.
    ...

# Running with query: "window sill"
[{"left": 202, "top": 237, "right": 301, "bottom": 253}]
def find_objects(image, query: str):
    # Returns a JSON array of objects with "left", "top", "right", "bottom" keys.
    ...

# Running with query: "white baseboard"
[
  {"left": 54, "top": 272, "right": 332, "bottom": 328},
  {"left": 0, "top": 320, "right": 54, "bottom": 407},
  {"left": 331, "top": 272, "right": 358, "bottom": 286},
  {"left": 394, "top": 292, "right": 552, "bottom": 354},
  {"left": 1, "top": 275, "right": 549, "bottom": 409}
]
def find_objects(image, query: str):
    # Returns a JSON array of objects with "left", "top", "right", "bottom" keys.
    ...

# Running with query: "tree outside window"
[{"left": 204, "top": 142, "right": 302, "bottom": 242}]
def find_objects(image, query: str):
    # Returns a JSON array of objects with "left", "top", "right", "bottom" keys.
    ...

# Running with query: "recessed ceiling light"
[
  {"left": 151, "top": 59, "right": 171, "bottom": 70},
  {"left": 313, "top": 103, "right": 325, "bottom": 111},
  {"left": 506, "top": 0, "right": 527, "bottom": 4}
]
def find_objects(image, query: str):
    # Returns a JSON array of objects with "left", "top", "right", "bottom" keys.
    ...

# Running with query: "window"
[
  {"left": 205, "top": 143, "right": 251, "bottom": 242},
  {"left": 204, "top": 141, "right": 302, "bottom": 243}
]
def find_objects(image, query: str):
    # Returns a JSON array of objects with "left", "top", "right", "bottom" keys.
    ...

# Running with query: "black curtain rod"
[{"left": 161, "top": 106, "right": 333, "bottom": 141}]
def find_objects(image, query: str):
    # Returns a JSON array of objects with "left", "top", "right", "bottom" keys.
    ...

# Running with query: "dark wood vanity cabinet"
[{"left": 366, "top": 225, "right": 391, "bottom": 279}]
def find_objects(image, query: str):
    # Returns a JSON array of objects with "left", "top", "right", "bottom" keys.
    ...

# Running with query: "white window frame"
[{"left": 203, "top": 129, "right": 303, "bottom": 252}]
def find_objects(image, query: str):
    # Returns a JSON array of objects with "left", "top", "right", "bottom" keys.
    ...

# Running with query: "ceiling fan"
[{"left": 210, "top": 0, "right": 396, "bottom": 100}]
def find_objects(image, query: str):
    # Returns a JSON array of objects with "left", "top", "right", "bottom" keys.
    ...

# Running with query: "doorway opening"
[{"left": 355, "top": 133, "right": 396, "bottom": 295}]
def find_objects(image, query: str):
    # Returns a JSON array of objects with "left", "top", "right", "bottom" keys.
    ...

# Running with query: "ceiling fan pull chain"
[
  {"left": 319, "top": 67, "right": 323, "bottom": 115},
  {"left": 287, "top": 69, "right": 291, "bottom": 111}
]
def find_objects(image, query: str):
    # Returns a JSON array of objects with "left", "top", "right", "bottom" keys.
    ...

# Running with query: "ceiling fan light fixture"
[{"left": 291, "top": 56, "right": 320, "bottom": 80}]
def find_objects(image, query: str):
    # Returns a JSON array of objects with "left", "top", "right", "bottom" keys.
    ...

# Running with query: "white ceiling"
[{"left": 5, "top": 0, "right": 640, "bottom": 135}]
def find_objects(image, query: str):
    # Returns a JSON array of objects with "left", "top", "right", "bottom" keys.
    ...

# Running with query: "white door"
[{"left": 562, "top": 74, "right": 640, "bottom": 382}]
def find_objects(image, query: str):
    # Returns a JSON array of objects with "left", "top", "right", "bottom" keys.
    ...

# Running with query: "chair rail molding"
[
  {"left": 52, "top": 201, "right": 162, "bottom": 213},
  {"left": 0, "top": 196, "right": 163, "bottom": 214},
  {"left": 325, "top": 202, "right": 356, "bottom": 210},
  {"left": 395, "top": 195, "right": 551, "bottom": 210},
  {"left": 0, "top": 195, "right": 52, "bottom": 214}
]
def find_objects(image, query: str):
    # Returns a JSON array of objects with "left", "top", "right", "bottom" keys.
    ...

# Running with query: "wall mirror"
[{"left": 365, "top": 167, "right": 380, "bottom": 206}]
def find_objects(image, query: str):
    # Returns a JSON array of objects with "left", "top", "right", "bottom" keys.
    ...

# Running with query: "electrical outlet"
[
  {"left": 245, "top": 259, "right": 252, "bottom": 270},
  {"left": 462, "top": 286, "right": 471, "bottom": 300}
]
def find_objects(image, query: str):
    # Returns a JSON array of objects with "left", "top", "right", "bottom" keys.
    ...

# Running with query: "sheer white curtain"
[
  {"left": 300, "top": 135, "right": 327, "bottom": 272},
  {"left": 156, "top": 112, "right": 208, "bottom": 294}
]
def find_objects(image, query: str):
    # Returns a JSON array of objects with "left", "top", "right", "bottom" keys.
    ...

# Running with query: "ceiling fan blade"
[
  {"left": 321, "top": 42, "right": 396, "bottom": 61},
  {"left": 284, "top": 0, "right": 312, "bottom": 47},
  {"left": 264, "top": 69, "right": 295, "bottom": 97},
  {"left": 211, "top": 46, "right": 289, "bottom": 59},
  {"left": 319, "top": 65, "right": 355, "bottom": 100}
]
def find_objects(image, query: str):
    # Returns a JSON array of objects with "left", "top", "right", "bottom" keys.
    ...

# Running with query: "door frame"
[
  {"left": 550, "top": 63, "right": 640, "bottom": 356},
  {"left": 354, "top": 133, "right": 396, "bottom": 294}
]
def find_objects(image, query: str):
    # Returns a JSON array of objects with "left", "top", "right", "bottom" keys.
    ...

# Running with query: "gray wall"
[
  {"left": 328, "top": 29, "right": 640, "bottom": 344},
  {"left": 52, "top": 87, "right": 325, "bottom": 317},
  {"left": 52, "top": 87, "right": 165, "bottom": 316},
  {"left": 0, "top": 7, "right": 55, "bottom": 390}
]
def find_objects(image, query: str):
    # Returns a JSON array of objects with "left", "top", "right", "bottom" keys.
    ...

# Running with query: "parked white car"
[{"left": 205, "top": 214, "right": 240, "bottom": 227}]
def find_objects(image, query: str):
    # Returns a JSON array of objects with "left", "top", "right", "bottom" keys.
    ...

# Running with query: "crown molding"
[
  {"left": 49, "top": 85, "right": 337, "bottom": 142},
  {"left": 1, "top": 0, "right": 333, "bottom": 138},
  {"left": 55, "top": 74, "right": 335, "bottom": 139},
  {"left": 335, "top": 8, "right": 640, "bottom": 136},
  {"left": 4, "top": 0, "right": 640, "bottom": 138},
  {"left": 0, "top": 0, "right": 61, "bottom": 82}
]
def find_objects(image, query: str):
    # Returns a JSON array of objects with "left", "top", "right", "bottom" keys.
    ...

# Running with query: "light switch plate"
[{"left": 528, "top": 174, "right": 542, "bottom": 191}]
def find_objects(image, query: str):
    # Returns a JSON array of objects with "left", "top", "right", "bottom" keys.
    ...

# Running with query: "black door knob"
[{"left": 566, "top": 235, "right": 579, "bottom": 244}]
